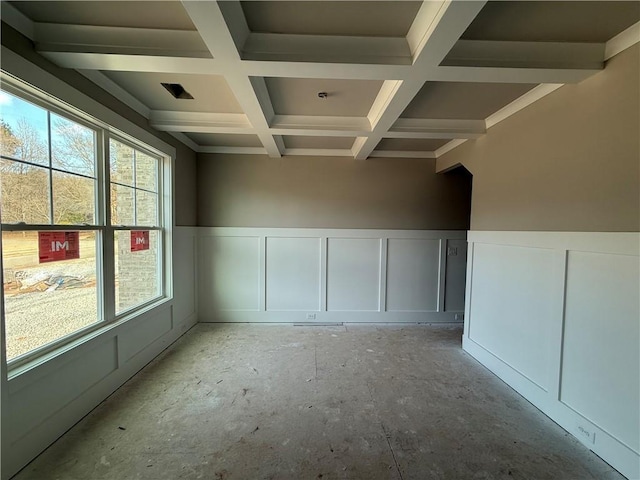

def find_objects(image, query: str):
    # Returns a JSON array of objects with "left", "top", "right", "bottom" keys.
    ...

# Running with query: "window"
[{"left": 0, "top": 78, "right": 169, "bottom": 365}]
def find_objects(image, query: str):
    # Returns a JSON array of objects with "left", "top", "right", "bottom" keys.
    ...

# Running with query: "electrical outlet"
[
  {"left": 576, "top": 424, "right": 596, "bottom": 444},
  {"left": 306, "top": 313, "right": 317, "bottom": 320},
  {"left": 447, "top": 247, "right": 458, "bottom": 256}
]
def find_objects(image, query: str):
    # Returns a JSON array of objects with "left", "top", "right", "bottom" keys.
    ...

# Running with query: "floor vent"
[{"left": 293, "top": 322, "right": 344, "bottom": 327}]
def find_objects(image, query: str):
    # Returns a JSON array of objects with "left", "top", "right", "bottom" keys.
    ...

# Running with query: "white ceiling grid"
[{"left": 2, "top": 0, "right": 638, "bottom": 160}]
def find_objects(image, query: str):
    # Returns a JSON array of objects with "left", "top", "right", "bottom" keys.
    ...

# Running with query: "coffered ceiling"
[{"left": 2, "top": 1, "right": 639, "bottom": 159}]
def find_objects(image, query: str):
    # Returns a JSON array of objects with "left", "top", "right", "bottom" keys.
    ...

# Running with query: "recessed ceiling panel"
[
  {"left": 12, "top": 1, "right": 196, "bottom": 30},
  {"left": 104, "top": 72, "right": 243, "bottom": 113},
  {"left": 401, "top": 82, "right": 536, "bottom": 120},
  {"left": 376, "top": 138, "right": 449, "bottom": 152},
  {"left": 462, "top": 1, "right": 640, "bottom": 43},
  {"left": 266, "top": 78, "right": 383, "bottom": 117},
  {"left": 283, "top": 136, "right": 355, "bottom": 150},
  {"left": 241, "top": 1, "right": 422, "bottom": 37},
  {"left": 186, "top": 133, "right": 263, "bottom": 148}
]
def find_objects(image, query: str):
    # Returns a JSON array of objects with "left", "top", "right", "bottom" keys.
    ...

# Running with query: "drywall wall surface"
[
  {"left": 197, "top": 154, "right": 472, "bottom": 229},
  {"left": 437, "top": 44, "right": 639, "bottom": 232},
  {"left": 0, "top": 23, "right": 198, "bottom": 226}
]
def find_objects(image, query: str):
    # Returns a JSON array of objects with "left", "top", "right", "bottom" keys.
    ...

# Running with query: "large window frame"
[{"left": 0, "top": 73, "right": 172, "bottom": 371}]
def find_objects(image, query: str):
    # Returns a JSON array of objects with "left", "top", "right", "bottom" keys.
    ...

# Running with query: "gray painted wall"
[
  {"left": 438, "top": 44, "right": 640, "bottom": 233},
  {"left": 197, "top": 154, "right": 472, "bottom": 230}
]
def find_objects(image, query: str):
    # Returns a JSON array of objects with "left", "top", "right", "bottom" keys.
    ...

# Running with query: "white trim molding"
[
  {"left": 198, "top": 227, "right": 468, "bottom": 324},
  {"left": 463, "top": 231, "right": 640, "bottom": 480}
]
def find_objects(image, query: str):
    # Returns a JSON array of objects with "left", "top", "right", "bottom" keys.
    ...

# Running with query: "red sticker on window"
[
  {"left": 131, "top": 230, "right": 150, "bottom": 251},
  {"left": 38, "top": 232, "right": 80, "bottom": 263}
]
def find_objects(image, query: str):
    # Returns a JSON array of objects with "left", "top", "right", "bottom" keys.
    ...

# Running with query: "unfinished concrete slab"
[{"left": 13, "top": 324, "right": 624, "bottom": 479}]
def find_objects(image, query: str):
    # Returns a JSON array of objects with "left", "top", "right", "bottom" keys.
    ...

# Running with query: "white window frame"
[{"left": 0, "top": 71, "right": 173, "bottom": 372}]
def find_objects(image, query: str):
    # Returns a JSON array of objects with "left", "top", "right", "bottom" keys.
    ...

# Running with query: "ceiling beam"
[
  {"left": 388, "top": 118, "right": 486, "bottom": 139},
  {"left": 270, "top": 115, "right": 370, "bottom": 134},
  {"left": 353, "top": 0, "right": 487, "bottom": 159},
  {"left": 149, "top": 111, "right": 251, "bottom": 133},
  {"left": 430, "top": 65, "right": 602, "bottom": 84},
  {"left": 242, "top": 33, "right": 411, "bottom": 65},
  {"left": 34, "top": 23, "right": 211, "bottom": 58},
  {"left": 369, "top": 150, "right": 437, "bottom": 159},
  {"left": 283, "top": 148, "right": 354, "bottom": 157},
  {"left": 39, "top": 51, "right": 222, "bottom": 74},
  {"left": 605, "top": 20, "right": 640, "bottom": 61},
  {"left": 181, "top": 0, "right": 282, "bottom": 157},
  {"left": 445, "top": 40, "right": 604, "bottom": 70}
]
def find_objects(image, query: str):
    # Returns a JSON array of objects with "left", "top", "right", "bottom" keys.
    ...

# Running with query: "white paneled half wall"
[
  {"left": 198, "top": 228, "right": 467, "bottom": 323},
  {"left": 462, "top": 231, "right": 640, "bottom": 480}
]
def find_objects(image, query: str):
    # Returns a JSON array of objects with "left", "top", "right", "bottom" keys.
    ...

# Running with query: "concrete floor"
[{"left": 14, "top": 324, "right": 623, "bottom": 480}]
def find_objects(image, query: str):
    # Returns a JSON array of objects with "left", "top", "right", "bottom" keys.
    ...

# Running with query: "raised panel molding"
[
  {"left": 266, "top": 237, "right": 322, "bottom": 311},
  {"left": 386, "top": 238, "right": 440, "bottom": 312},
  {"left": 463, "top": 231, "right": 640, "bottom": 480},
  {"left": 197, "top": 228, "right": 467, "bottom": 323},
  {"left": 327, "top": 238, "right": 381, "bottom": 312}
]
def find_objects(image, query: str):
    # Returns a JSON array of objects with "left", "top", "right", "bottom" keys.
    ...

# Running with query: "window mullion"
[
  {"left": 47, "top": 111, "right": 54, "bottom": 224},
  {"left": 102, "top": 135, "right": 116, "bottom": 324}
]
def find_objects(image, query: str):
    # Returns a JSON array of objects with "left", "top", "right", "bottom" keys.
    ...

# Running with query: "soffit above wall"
[{"left": 4, "top": 0, "right": 638, "bottom": 160}]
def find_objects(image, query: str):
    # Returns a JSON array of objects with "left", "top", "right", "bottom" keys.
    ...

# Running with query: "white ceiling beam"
[
  {"left": 271, "top": 115, "right": 370, "bottom": 134},
  {"left": 78, "top": 70, "right": 151, "bottom": 118},
  {"left": 605, "top": 20, "right": 640, "bottom": 61},
  {"left": 445, "top": 40, "right": 604, "bottom": 70},
  {"left": 239, "top": 60, "right": 413, "bottom": 81},
  {"left": 149, "top": 111, "right": 251, "bottom": 133},
  {"left": 242, "top": 33, "right": 411, "bottom": 65},
  {"left": 216, "top": 0, "right": 251, "bottom": 54},
  {"left": 430, "top": 65, "right": 601, "bottom": 84},
  {"left": 434, "top": 139, "right": 468, "bottom": 163},
  {"left": 369, "top": 150, "right": 437, "bottom": 159},
  {"left": 367, "top": 80, "right": 404, "bottom": 130},
  {"left": 485, "top": 83, "right": 563, "bottom": 129},
  {"left": 34, "top": 23, "right": 210, "bottom": 58},
  {"left": 283, "top": 149, "right": 354, "bottom": 158},
  {"left": 353, "top": 0, "right": 487, "bottom": 159},
  {"left": 180, "top": 1, "right": 240, "bottom": 61},
  {"left": 39, "top": 51, "right": 222, "bottom": 74},
  {"left": 0, "top": 1, "right": 35, "bottom": 39},
  {"left": 199, "top": 146, "right": 266, "bottom": 155},
  {"left": 181, "top": 0, "right": 282, "bottom": 157},
  {"left": 387, "top": 118, "right": 486, "bottom": 139},
  {"left": 168, "top": 132, "right": 199, "bottom": 151}
]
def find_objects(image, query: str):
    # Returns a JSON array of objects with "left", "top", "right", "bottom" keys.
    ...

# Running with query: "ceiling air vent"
[{"left": 161, "top": 83, "right": 194, "bottom": 100}]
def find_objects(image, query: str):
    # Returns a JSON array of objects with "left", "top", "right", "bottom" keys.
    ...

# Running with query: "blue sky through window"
[{"left": 1, "top": 89, "right": 96, "bottom": 176}]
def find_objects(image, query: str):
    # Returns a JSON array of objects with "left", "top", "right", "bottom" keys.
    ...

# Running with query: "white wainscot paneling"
[
  {"left": 444, "top": 239, "right": 467, "bottom": 312},
  {"left": 463, "top": 232, "right": 640, "bottom": 480},
  {"left": 386, "top": 238, "right": 440, "bottom": 312},
  {"left": 327, "top": 238, "right": 381, "bottom": 312},
  {"left": 468, "top": 243, "right": 555, "bottom": 391},
  {"left": 266, "top": 237, "right": 321, "bottom": 311},
  {"left": 561, "top": 251, "right": 640, "bottom": 454},
  {"left": 7, "top": 338, "right": 118, "bottom": 440},
  {"left": 200, "top": 236, "right": 261, "bottom": 313}
]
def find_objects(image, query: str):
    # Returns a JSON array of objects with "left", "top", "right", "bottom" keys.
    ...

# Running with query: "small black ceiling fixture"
[{"left": 161, "top": 82, "right": 194, "bottom": 100}]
